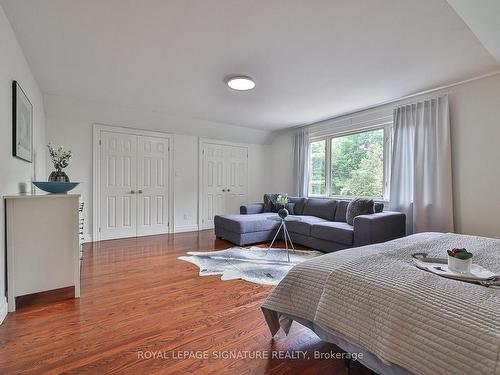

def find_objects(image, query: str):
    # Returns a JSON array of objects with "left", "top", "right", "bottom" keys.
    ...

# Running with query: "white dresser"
[{"left": 4, "top": 194, "right": 81, "bottom": 312}]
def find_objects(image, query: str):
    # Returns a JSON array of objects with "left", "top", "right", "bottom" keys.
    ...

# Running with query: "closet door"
[
  {"left": 200, "top": 142, "right": 249, "bottom": 229},
  {"left": 225, "top": 145, "right": 248, "bottom": 215},
  {"left": 99, "top": 131, "right": 138, "bottom": 240},
  {"left": 201, "top": 143, "right": 226, "bottom": 229},
  {"left": 137, "top": 136, "right": 170, "bottom": 236}
]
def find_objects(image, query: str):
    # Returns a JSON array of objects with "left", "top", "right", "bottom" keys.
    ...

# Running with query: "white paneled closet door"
[
  {"left": 202, "top": 143, "right": 226, "bottom": 229},
  {"left": 99, "top": 131, "right": 138, "bottom": 240},
  {"left": 137, "top": 136, "right": 170, "bottom": 236},
  {"left": 201, "top": 142, "right": 248, "bottom": 229},
  {"left": 225, "top": 145, "right": 248, "bottom": 215},
  {"left": 97, "top": 127, "right": 171, "bottom": 241}
]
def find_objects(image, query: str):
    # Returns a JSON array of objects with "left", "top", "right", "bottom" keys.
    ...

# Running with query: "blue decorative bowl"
[{"left": 32, "top": 181, "right": 80, "bottom": 194}]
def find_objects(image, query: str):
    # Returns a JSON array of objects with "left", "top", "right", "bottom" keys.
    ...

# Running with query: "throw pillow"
[
  {"left": 263, "top": 194, "right": 276, "bottom": 212},
  {"left": 263, "top": 193, "right": 285, "bottom": 213},
  {"left": 346, "top": 198, "right": 375, "bottom": 225},
  {"left": 374, "top": 202, "right": 384, "bottom": 213}
]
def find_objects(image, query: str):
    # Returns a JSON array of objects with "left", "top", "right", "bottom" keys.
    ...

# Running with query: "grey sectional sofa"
[{"left": 214, "top": 197, "right": 406, "bottom": 252}]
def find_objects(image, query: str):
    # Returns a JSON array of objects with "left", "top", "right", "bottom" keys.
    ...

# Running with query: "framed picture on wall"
[{"left": 12, "top": 80, "right": 33, "bottom": 162}]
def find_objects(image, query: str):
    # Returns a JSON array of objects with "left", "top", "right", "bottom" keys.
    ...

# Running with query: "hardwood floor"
[{"left": 0, "top": 230, "right": 375, "bottom": 375}]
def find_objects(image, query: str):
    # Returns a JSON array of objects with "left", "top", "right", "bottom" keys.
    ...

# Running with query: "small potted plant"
[
  {"left": 447, "top": 248, "right": 473, "bottom": 274},
  {"left": 48, "top": 143, "right": 72, "bottom": 182},
  {"left": 276, "top": 194, "right": 289, "bottom": 219}
]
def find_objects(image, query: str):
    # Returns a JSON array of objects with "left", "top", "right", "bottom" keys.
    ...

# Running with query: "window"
[
  {"left": 310, "top": 140, "right": 326, "bottom": 195},
  {"left": 309, "top": 127, "right": 390, "bottom": 199}
]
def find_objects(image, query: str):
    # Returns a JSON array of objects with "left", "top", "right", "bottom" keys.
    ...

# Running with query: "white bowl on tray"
[{"left": 448, "top": 255, "right": 472, "bottom": 274}]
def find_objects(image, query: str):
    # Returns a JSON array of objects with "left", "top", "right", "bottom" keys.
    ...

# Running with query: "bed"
[{"left": 261, "top": 232, "right": 500, "bottom": 375}]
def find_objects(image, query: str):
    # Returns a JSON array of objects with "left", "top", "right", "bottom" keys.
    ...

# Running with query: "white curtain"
[
  {"left": 293, "top": 128, "right": 310, "bottom": 197},
  {"left": 389, "top": 95, "right": 454, "bottom": 234}
]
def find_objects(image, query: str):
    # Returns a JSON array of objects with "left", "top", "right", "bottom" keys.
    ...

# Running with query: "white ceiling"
[{"left": 2, "top": 0, "right": 498, "bottom": 131}]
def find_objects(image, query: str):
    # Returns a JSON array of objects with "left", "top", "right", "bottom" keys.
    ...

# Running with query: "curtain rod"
[{"left": 294, "top": 69, "right": 500, "bottom": 131}]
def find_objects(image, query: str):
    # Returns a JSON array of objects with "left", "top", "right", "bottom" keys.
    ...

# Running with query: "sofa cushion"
[
  {"left": 240, "top": 203, "right": 265, "bottom": 214},
  {"left": 288, "top": 197, "right": 307, "bottom": 215},
  {"left": 286, "top": 216, "right": 327, "bottom": 236},
  {"left": 214, "top": 213, "right": 279, "bottom": 234},
  {"left": 302, "top": 199, "right": 337, "bottom": 221},
  {"left": 346, "top": 198, "right": 375, "bottom": 225},
  {"left": 375, "top": 202, "right": 384, "bottom": 213},
  {"left": 286, "top": 202, "right": 295, "bottom": 215},
  {"left": 334, "top": 200, "right": 350, "bottom": 222},
  {"left": 311, "top": 222, "right": 354, "bottom": 246}
]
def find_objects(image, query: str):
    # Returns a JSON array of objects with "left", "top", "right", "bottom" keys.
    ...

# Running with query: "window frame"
[
  {"left": 307, "top": 138, "right": 327, "bottom": 197},
  {"left": 308, "top": 124, "right": 392, "bottom": 201}
]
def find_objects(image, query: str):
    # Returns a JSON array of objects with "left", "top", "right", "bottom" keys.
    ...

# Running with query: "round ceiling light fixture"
[{"left": 226, "top": 75, "right": 255, "bottom": 91}]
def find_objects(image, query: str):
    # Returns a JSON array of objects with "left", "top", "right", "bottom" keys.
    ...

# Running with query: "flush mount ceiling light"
[{"left": 226, "top": 76, "right": 255, "bottom": 91}]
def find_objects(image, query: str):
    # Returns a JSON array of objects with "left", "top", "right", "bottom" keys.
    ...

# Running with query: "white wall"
[
  {"left": 44, "top": 94, "right": 274, "bottom": 239},
  {"left": 0, "top": 5, "right": 46, "bottom": 321},
  {"left": 172, "top": 134, "right": 199, "bottom": 232},
  {"left": 449, "top": 74, "right": 500, "bottom": 237},
  {"left": 270, "top": 73, "right": 500, "bottom": 238},
  {"left": 269, "top": 130, "right": 295, "bottom": 194},
  {"left": 248, "top": 143, "right": 273, "bottom": 203}
]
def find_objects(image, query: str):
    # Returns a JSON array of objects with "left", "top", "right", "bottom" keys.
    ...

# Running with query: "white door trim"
[
  {"left": 198, "top": 138, "right": 249, "bottom": 230},
  {"left": 92, "top": 124, "right": 174, "bottom": 242}
]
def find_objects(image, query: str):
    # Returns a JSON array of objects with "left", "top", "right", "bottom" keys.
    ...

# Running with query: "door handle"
[
  {"left": 138, "top": 190, "right": 143, "bottom": 194},
  {"left": 222, "top": 189, "right": 226, "bottom": 192},
  {"left": 130, "top": 190, "right": 136, "bottom": 194},
  {"left": 227, "top": 189, "right": 231, "bottom": 192}
]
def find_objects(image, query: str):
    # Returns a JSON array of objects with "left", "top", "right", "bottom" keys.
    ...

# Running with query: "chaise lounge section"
[{"left": 214, "top": 197, "right": 406, "bottom": 252}]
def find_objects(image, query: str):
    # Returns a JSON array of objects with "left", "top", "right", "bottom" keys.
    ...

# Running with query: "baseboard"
[
  {"left": 174, "top": 224, "right": 199, "bottom": 233},
  {"left": 87, "top": 226, "right": 201, "bottom": 241},
  {"left": 0, "top": 296, "right": 8, "bottom": 325}
]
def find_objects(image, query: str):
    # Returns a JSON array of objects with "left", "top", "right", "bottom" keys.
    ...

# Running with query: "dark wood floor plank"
[{"left": 0, "top": 230, "right": 374, "bottom": 375}]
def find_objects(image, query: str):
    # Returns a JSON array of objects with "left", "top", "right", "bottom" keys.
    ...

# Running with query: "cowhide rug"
[{"left": 178, "top": 246, "right": 323, "bottom": 285}]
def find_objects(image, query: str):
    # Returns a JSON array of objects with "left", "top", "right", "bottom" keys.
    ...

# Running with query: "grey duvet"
[{"left": 262, "top": 232, "right": 500, "bottom": 375}]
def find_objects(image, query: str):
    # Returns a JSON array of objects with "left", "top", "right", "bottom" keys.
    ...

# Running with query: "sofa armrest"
[
  {"left": 240, "top": 203, "right": 265, "bottom": 214},
  {"left": 353, "top": 211, "right": 406, "bottom": 246}
]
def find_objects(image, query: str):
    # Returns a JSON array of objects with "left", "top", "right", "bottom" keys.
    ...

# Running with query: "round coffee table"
[{"left": 266, "top": 215, "right": 301, "bottom": 262}]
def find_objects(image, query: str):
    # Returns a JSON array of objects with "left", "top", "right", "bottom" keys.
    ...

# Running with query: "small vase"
[
  {"left": 49, "top": 171, "right": 70, "bottom": 182},
  {"left": 278, "top": 207, "right": 289, "bottom": 219},
  {"left": 448, "top": 255, "right": 472, "bottom": 274}
]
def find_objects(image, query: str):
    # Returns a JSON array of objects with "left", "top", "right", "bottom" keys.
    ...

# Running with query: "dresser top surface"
[{"left": 3, "top": 193, "right": 81, "bottom": 200}]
